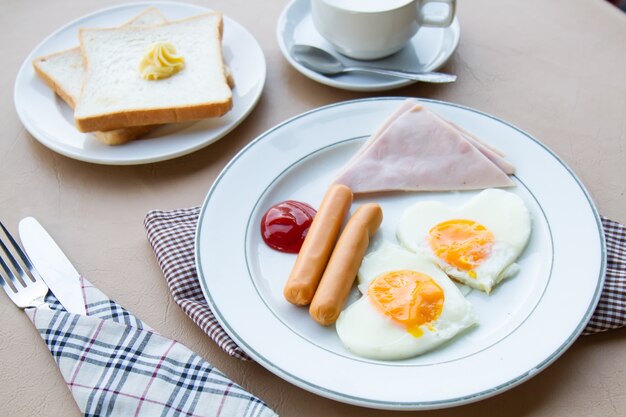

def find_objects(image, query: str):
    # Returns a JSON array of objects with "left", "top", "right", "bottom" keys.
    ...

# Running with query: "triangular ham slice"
[
  {"left": 333, "top": 103, "right": 515, "bottom": 193},
  {"left": 348, "top": 99, "right": 417, "bottom": 162},
  {"left": 442, "top": 119, "right": 515, "bottom": 175},
  {"left": 344, "top": 99, "right": 514, "bottom": 177}
]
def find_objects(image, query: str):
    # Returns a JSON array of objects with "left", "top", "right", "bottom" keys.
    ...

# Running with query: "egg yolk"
[
  {"left": 368, "top": 270, "right": 444, "bottom": 337},
  {"left": 428, "top": 219, "right": 494, "bottom": 277}
]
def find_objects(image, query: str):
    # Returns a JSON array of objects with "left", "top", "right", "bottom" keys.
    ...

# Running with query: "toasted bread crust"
[
  {"left": 75, "top": 98, "right": 232, "bottom": 132},
  {"left": 94, "top": 125, "right": 156, "bottom": 145}
]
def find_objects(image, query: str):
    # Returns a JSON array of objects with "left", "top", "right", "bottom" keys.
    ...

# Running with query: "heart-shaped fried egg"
[
  {"left": 336, "top": 243, "right": 476, "bottom": 360},
  {"left": 397, "top": 188, "right": 531, "bottom": 293}
]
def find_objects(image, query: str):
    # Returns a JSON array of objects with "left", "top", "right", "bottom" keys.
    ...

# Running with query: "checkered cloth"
[
  {"left": 144, "top": 207, "right": 626, "bottom": 356},
  {"left": 25, "top": 276, "right": 277, "bottom": 417},
  {"left": 582, "top": 218, "right": 626, "bottom": 334}
]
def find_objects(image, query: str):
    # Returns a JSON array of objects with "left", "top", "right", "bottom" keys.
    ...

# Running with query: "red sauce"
[{"left": 261, "top": 200, "right": 317, "bottom": 253}]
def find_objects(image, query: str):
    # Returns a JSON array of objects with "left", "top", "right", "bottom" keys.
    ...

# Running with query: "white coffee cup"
[{"left": 311, "top": 0, "right": 456, "bottom": 60}]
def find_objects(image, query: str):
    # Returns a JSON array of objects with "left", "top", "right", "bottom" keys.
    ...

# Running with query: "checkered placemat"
[
  {"left": 145, "top": 208, "right": 250, "bottom": 360},
  {"left": 26, "top": 276, "right": 276, "bottom": 417},
  {"left": 582, "top": 218, "right": 626, "bottom": 334},
  {"left": 144, "top": 208, "right": 626, "bottom": 357}
]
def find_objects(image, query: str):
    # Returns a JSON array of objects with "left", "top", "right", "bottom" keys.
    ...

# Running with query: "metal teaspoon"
[{"left": 291, "top": 44, "right": 457, "bottom": 83}]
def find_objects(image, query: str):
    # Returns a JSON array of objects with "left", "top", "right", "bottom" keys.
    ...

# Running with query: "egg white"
[
  {"left": 397, "top": 188, "right": 531, "bottom": 293},
  {"left": 336, "top": 243, "right": 477, "bottom": 360}
]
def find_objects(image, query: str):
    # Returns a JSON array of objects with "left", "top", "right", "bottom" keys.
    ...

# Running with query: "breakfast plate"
[
  {"left": 13, "top": 1, "right": 266, "bottom": 165},
  {"left": 276, "top": 0, "right": 460, "bottom": 92},
  {"left": 196, "top": 98, "right": 605, "bottom": 409}
]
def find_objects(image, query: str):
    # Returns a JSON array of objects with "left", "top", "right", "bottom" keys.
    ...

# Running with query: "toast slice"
[
  {"left": 74, "top": 13, "right": 233, "bottom": 133},
  {"left": 32, "top": 8, "right": 167, "bottom": 145}
]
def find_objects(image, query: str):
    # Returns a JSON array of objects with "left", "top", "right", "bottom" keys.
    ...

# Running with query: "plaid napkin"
[
  {"left": 25, "top": 276, "right": 277, "bottom": 417},
  {"left": 144, "top": 207, "right": 626, "bottom": 356}
]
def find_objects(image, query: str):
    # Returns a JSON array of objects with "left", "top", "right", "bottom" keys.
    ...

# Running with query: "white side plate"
[
  {"left": 196, "top": 98, "right": 605, "bottom": 410},
  {"left": 14, "top": 1, "right": 266, "bottom": 165}
]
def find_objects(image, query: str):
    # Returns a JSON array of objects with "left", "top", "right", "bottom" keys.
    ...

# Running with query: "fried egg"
[
  {"left": 397, "top": 188, "right": 531, "bottom": 293},
  {"left": 336, "top": 243, "right": 476, "bottom": 360}
]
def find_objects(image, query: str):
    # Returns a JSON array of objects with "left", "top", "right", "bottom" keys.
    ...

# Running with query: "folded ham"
[{"left": 333, "top": 100, "right": 515, "bottom": 194}]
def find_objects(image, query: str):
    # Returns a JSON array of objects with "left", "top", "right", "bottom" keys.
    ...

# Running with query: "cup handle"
[{"left": 417, "top": 0, "right": 456, "bottom": 27}]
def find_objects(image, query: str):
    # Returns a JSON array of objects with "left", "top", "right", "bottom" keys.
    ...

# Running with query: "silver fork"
[{"left": 0, "top": 221, "right": 49, "bottom": 309}]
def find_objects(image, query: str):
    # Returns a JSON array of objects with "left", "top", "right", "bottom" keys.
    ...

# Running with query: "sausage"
[
  {"left": 309, "top": 203, "right": 383, "bottom": 325},
  {"left": 283, "top": 184, "right": 353, "bottom": 306}
]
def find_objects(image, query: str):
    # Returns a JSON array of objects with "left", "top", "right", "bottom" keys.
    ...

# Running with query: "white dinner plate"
[
  {"left": 196, "top": 98, "right": 605, "bottom": 409},
  {"left": 14, "top": 1, "right": 266, "bottom": 165},
  {"left": 276, "top": 0, "right": 460, "bottom": 92}
]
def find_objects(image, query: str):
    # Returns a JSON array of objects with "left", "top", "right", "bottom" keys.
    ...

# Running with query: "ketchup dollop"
[{"left": 261, "top": 200, "right": 317, "bottom": 253}]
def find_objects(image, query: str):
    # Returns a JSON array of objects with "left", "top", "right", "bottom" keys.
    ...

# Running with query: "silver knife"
[{"left": 18, "top": 217, "right": 87, "bottom": 316}]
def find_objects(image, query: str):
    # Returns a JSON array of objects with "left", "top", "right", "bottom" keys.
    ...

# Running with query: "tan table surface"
[{"left": 2, "top": 0, "right": 626, "bottom": 415}]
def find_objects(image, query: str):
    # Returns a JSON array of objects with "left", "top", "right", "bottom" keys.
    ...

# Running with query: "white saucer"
[{"left": 276, "top": 0, "right": 460, "bottom": 92}]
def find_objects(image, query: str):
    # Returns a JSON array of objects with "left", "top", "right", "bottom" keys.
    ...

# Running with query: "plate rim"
[
  {"left": 195, "top": 97, "right": 607, "bottom": 409},
  {"left": 13, "top": 0, "right": 266, "bottom": 166},
  {"left": 276, "top": 0, "right": 461, "bottom": 92}
]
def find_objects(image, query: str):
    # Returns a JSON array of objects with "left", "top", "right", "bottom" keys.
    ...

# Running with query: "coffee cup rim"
[{"left": 315, "top": 0, "right": 416, "bottom": 14}]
